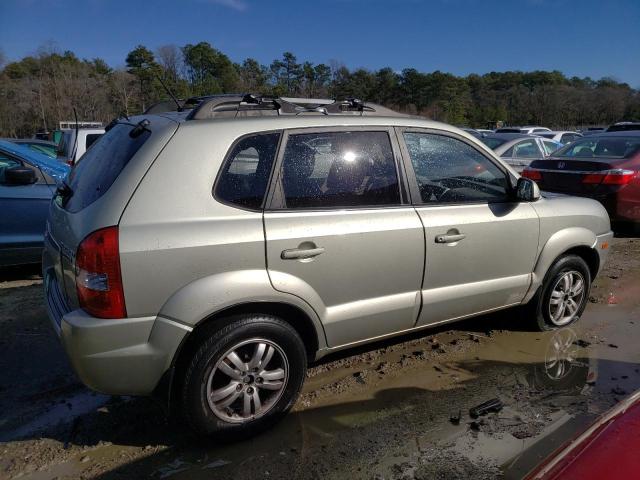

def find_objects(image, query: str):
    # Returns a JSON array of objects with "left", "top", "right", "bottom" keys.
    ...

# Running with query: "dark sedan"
[{"left": 522, "top": 132, "right": 640, "bottom": 225}]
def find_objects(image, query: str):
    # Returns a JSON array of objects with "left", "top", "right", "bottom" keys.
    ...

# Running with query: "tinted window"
[
  {"left": 215, "top": 132, "right": 280, "bottom": 210},
  {"left": 480, "top": 137, "right": 508, "bottom": 149},
  {"left": 560, "top": 133, "right": 578, "bottom": 144},
  {"left": 64, "top": 124, "right": 150, "bottom": 212},
  {"left": 513, "top": 140, "right": 541, "bottom": 158},
  {"left": 280, "top": 131, "right": 400, "bottom": 208},
  {"left": 85, "top": 133, "right": 103, "bottom": 149},
  {"left": 555, "top": 136, "right": 640, "bottom": 159},
  {"left": 403, "top": 132, "right": 509, "bottom": 204}
]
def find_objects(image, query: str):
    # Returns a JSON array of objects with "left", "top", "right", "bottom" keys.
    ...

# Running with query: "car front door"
[
  {"left": 0, "top": 151, "right": 55, "bottom": 265},
  {"left": 264, "top": 128, "right": 424, "bottom": 347},
  {"left": 398, "top": 129, "right": 539, "bottom": 327}
]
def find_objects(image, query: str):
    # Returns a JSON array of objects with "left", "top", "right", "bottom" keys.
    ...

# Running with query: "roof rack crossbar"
[{"left": 181, "top": 94, "right": 407, "bottom": 120}]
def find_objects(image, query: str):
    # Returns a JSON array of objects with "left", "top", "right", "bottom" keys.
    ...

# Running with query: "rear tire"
[
  {"left": 181, "top": 314, "right": 307, "bottom": 439},
  {"left": 528, "top": 254, "right": 591, "bottom": 331}
]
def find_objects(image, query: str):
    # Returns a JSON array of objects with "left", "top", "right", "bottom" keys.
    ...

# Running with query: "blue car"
[{"left": 0, "top": 140, "right": 70, "bottom": 266}]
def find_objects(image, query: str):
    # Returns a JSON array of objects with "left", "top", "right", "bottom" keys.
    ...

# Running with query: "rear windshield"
[
  {"left": 495, "top": 128, "right": 522, "bottom": 133},
  {"left": 480, "top": 137, "right": 508, "bottom": 149},
  {"left": 64, "top": 123, "right": 150, "bottom": 212},
  {"left": 554, "top": 136, "right": 640, "bottom": 159}
]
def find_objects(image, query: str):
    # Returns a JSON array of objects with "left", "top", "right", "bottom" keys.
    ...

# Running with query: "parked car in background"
[
  {"left": 460, "top": 127, "right": 482, "bottom": 138},
  {"left": 480, "top": 133, "right": 562, "bottom": 172},
  {"left": 580, "top": 127, "right": 606, "bottom": 136},
  {"left": 43, "top": 95, "right": 611, "bottom": 439},
  {"left": 56, "top": 127, "right": 105, "bottom": 165},
  {"left": 526, "top": 390, "right": 640, "bottom": 480},
  {"left": 537, "top": 131, "right": 583, "bottom": 145},
  {"left": 0, "top": 140, "right": 69, "bottom": 266},
  {"left": 496, "top": 126, "right": 552, "bottom": 135},
  {"left": 523, "top": 132, "right": 640, "bottom": 225},
  {"left": 606, "top": 122, "right": 640, "bottom": 132},
  {"left": 2, "top": 138, "right": 59, "bottom": 158}
]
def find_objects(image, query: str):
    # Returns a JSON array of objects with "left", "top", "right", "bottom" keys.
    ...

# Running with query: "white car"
[
  {"left": 536, "top": 130, "right": 583, "bottom": 145},
  {"left": 496, "top": 126, "right": 552, "bottom": 135},
  {"left": 57, "top": 128, "right": 105, "bottom": 165}
]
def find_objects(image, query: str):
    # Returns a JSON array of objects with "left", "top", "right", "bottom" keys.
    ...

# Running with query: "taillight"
[
  {"left": 75, "top": 226, "right": 126, "bottom": 319},
  {"left": 522, "top": 168, "right": 542, "bottom": 181},
  {"left": 582, "top": 169, "right": 635, "bottom": 185}
]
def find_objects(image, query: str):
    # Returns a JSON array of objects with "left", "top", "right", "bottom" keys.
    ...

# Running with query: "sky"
[{"left": 1, "top": 0, "right": 639, "bottom": 85}]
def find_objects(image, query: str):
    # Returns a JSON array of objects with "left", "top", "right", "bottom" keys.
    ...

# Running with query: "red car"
[
  {"left": 523, "top": 132, "right": 640, "bottom": 226},
  {"left": 526, "top": 390, "right": 640, "bottom": 480}
]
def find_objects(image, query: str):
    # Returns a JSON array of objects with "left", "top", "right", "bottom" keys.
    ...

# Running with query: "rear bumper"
[{"left": 44, "top": 269, "right": 190, "bottom": 396}]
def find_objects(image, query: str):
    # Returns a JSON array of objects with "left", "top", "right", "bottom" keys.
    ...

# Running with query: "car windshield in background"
[
  {"left": 554, "top": 136, "right": 640, "bottom": 159},
  {"left": 64, "top": 123, "right": 150, "bottom": 213},
  {"left": 480, "top": 137, "right": 508, "bottom": 149}
]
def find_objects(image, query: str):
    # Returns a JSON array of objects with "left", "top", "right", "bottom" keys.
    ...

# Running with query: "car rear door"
[
  {"left": 263, "top": 128, "right": 424, "bottom": 347},
  {"left": 398, "top": 129, "right": 539, "bottom": 327}
]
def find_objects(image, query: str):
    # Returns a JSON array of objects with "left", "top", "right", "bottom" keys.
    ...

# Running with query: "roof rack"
[{"left": 183, "top": 94, "right": 407, "bottom": 120}]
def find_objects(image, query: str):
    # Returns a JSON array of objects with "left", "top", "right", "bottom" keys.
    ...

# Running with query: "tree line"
[{"left": 1, "top": 42, "right": 638, "bottom": 138}]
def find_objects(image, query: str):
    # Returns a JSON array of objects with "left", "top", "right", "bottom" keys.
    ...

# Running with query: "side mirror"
[
  {"left": 516, "top": 177, "right": 541, "bottom": 202},
  {"left": 4, "top": 166, "right": 37, "bottom": 186}
]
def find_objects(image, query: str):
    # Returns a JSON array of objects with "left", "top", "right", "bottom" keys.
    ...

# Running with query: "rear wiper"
[{"left": 55, "top": 179, "right": 73, "bottom": 205}]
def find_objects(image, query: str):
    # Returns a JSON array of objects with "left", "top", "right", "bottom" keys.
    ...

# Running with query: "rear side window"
[
  {"left": 215, "top": 132, "right": 280, "bottom": 210},
  {"left": 513, "top": 140, "right": 541, "bottom": 158},
  {"left": 279, "top": 131, "right": 400, "bottom": 209},
  {"left": 64, "top": 124, "right": 150, "bottom": 212},
  {"left": 85, "top": 133, "right": 103, "bottom": 149}
]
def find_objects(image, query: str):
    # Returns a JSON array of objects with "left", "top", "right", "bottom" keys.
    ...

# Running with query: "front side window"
[
  {"left": 0, "top": 152, "right": 21, "bottom": 184},
  {"left": 216, "top": 132, "right": 280, "bottom": 210},
  {"left": 403, "top": 132, "right": 509, "bottom": 204},
  {"left": 279, "top": 131, "right": 400, "bottom": 208}
]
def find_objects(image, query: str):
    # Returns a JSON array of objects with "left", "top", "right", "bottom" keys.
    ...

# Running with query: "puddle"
[
  {"left": 0, "top": 390, "right": 110, "bottom": 442},
  {"left": 46, "top": 301, "right": 636, "bottom": 480}
]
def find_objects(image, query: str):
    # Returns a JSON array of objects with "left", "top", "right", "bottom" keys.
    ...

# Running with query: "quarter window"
[
  {"left": 403, "top": 132, "right": 509, "bottom": 204},
  {"left": 216, "top": 132, "right": 280, "bottom": 210},
  {"left": 279, "top": 131, "right": 400, "bottom": 208}
]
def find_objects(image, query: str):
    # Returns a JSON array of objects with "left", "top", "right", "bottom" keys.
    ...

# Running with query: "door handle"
[
  {"left": 281, "top": 247, "right": 325, "bottom": 260},
  {"left": 435, "top": 233, "right": 466, "bottom": 244}
]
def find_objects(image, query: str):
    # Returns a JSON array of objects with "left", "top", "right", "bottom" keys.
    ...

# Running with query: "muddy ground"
[{"left": 1, "top": 238, "right": 640, "bottom": 480}]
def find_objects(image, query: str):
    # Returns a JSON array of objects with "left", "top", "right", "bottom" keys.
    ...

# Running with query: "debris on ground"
[
  {"left": 449, "top": 410, "right": 462, "bottom": 425},
  {"left": 469, "top": 398, "right": 504, "bottom": 419}
]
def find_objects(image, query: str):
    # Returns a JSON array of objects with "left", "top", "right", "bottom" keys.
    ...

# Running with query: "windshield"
[
  {"left": 553, "top": 136, "right": 640, "bottom": 158},
  {"left": 480, "top": 137, "right": 508, "bottom": 149}
]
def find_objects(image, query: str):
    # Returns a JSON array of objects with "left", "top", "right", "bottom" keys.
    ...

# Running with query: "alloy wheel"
[{"left": 206, "top": 338, "right": 289, "bottom": 423}]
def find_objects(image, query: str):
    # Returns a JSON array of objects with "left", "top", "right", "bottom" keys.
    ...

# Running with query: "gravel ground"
[{"left": 1, "top": 238, "right": 639, "bottom": 480}]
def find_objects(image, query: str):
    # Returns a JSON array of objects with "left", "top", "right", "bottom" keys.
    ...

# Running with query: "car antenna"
[
  {"left": 156, "top": 74, "right": 181, "bottom": 111},
  {"left": 69, "top": 107, "right": 79, "bottom": 164}
]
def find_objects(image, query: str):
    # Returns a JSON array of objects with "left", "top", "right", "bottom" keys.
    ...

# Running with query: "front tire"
[
  {"left": 529, "top": 255, "right": 591, "bottom": 331},
  {"left": 181, "top": 314, "right": 307, "bottom": 439}
]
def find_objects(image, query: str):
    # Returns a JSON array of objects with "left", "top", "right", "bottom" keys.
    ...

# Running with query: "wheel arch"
[
  {"left": 162, "top": 300, "right": 323, "bottom": 416},
  {"left": 524, "top": 227, "right": 598, "bottom": 303}
]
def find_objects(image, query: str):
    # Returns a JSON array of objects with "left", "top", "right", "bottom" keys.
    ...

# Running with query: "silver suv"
[{"left": 43, "top": 96, "right": 612, "bottom": 438}]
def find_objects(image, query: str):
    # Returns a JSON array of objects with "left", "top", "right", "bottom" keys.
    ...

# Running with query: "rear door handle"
[
  {"left": 435, "top": 233, "right": 466, "bottom": 244},
  {"left": 281, "top": 247, "right": 325, "bottom": 260}
]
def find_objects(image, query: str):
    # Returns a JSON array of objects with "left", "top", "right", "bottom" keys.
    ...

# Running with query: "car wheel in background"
[{"left": 181, "top": 314, "right": 307, "bottom": 439}]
